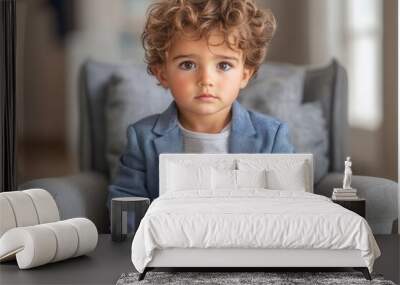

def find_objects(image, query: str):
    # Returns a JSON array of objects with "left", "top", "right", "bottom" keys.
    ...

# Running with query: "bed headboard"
[{"left": 159, "top": 153, "right": 314, "bottom": 195}]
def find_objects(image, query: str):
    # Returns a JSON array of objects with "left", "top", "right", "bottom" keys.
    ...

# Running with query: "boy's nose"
[
  {"left": 198, "top": 81, "right": 212, "bottom": 87},
  {"left": 197, "top": 67, "right": 214, "bottom": 87}
]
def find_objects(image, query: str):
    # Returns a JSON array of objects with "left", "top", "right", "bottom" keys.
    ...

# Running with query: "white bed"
[{"left": 131, "top": 154, "right": 380, "bottom": 280}]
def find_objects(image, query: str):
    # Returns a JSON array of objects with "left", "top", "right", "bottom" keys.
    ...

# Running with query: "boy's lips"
[{"left": 195, "top": 94, "right": 218, "bottom": 100}]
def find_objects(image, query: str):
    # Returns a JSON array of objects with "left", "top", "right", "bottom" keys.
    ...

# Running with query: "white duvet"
[{"left": 131, "top": 190, "right": 380, "bottom": 273}]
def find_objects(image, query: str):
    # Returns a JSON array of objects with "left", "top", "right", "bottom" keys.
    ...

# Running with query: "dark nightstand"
[
  {"left": 332, "top": 198, "right": 366, "bottom": 218},
  {"left": 111, "top": 197, "right": 150, "bottom": 242}
]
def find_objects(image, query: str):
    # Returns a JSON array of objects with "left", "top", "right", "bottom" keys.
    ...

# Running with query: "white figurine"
[{"left": 342, "top": 156, "right": 352, "bottom": 189}]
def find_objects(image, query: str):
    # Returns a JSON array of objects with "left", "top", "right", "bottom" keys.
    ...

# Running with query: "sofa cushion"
[
  {"left": 304, "top": 60, "right": 347, "bottom": 172},
  {"left": 238, "top": 62, "right": 329, "bottom": 183},
  {"left": 240, "top": 63, "right": 305, "bottom": 112},
  {"left": 288, "top": 101, "right": 329, "bottom": 183},
  {"left": 105, "top": 65, "right": 173, "bottom": 179},
  {"left": 303, "top": 61, "right": 336, "bottom": 130}
]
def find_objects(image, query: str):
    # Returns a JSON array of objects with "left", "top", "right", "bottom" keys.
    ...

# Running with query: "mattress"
[{"left": 131, "top": 190, "right": 380, "bottom": 273}]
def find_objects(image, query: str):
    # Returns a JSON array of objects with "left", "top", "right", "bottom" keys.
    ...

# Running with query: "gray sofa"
[{"left": 19, "top": 59, "right": 398, "bottom": 234}]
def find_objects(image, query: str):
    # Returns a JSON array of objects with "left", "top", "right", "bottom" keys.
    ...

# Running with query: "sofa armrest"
[
  {"left": 315, "top": 172, "right": 398, "bottom": 234},
  {"left": 18, "top": 172, "right": 109, "bottom": 233}
]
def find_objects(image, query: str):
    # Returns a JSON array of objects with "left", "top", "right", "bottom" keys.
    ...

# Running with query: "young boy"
[{"left": 108, "top": 0, "right": 294, "bottom": 208}]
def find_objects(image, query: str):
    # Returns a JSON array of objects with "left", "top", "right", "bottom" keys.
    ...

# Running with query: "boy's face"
[{"left": 152, "top": 30, "right": 254, "bottom": 120}]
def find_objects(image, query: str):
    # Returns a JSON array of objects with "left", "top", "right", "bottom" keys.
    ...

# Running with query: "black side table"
[{"left": 332, "top": 198, "right": 366, "bottom": 218}]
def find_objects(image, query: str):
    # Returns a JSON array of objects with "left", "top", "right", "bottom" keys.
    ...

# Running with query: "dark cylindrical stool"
[{"left": 111, "top": 197, "right": 150, "bottom": 242}]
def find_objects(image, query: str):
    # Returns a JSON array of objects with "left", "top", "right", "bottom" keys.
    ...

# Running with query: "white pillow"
[
  {"left": 167, "top": 162, "right": 212, "bottom": 192},
  {"left": 266, "top": 162, "right": 307, "bottom": 191},
  {"left": 237, "top": 169, "right": 268, "bottom": 189},
  {"left": 237, "top": 159, "right": 309, "bottom": 192},
  {"left": 211, "top": 169, "right": 268, "bottom": 191},
  {"left": 212, "top": 168, "right": 236, "bottom": 190}
]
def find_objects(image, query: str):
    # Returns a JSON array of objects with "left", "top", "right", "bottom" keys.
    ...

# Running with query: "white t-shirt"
[{"left": 177, "top": 121, "right": 231, "bottom": 153}]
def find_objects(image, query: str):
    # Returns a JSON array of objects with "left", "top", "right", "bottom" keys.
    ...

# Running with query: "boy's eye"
[
  {"left": 179, "top": 61, "right": 196, "bottom": 70},
  {"left": 218, "top": 62, "right": 233, "bottom": 71}
]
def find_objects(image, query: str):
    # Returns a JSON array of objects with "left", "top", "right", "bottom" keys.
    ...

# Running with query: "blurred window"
[{"left": 345, "top": 0, "right": 383, "bottom": 130}]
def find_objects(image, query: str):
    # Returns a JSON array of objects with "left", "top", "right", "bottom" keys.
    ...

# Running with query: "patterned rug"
[{"left": 116, "top": 271, "right": 396, "bottom": 285}]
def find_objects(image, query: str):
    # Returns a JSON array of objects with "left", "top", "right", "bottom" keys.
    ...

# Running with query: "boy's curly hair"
[{"left": 142, "top": 0, "right": 277, "bottom": 76}]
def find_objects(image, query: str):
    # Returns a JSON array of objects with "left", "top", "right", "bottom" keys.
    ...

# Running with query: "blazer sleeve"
[
  {"left": 271, "top": 122, "right": 295, "bottom": 153},
  {"left": 107, "top": 125, "right": 150, "bottom": 210}
]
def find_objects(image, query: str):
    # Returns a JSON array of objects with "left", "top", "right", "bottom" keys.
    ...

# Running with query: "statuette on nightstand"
[
  {"left": 332, "top": 157, "right": 359, "bottom": 200},
  {"left": 343, "top": 156, "right": 353, "bottom": 189}
]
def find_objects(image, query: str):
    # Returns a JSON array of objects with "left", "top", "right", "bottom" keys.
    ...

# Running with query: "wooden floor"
[{"left": 373, "top": 234, "right": 399, "bottom": 284}]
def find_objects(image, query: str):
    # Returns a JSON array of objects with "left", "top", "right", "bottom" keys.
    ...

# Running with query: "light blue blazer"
[{"left": 107, "top": 100, "right": 295, "bottom": 207}]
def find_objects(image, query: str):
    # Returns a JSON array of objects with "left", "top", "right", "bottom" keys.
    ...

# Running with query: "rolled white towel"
[
  {"left": 0, "top": 189, "right": 60, "bottom": 237},
  {"left": 0, "top": 218, "right": 98, "bottom": 269},
  {"left": 0, "top": 225, "right": 57, "bottom": 268},
  {"left": 23, "top": 189, "right": 60, "bottom": 224},
  {"left": 0, "top": 191, "right": 40, "bottom": 227},
  {"left": 0, "top": 196, "right": 17, "bottom": 237},
  {"left": 63, "top": 218, "right": 98, "bottom": 257},
  {"left": 42, "top": 220, "right": 79, "bottom": 262}
]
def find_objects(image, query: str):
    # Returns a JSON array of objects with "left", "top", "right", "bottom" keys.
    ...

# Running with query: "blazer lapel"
[
  {"left": 152, "top": 100, "right": 260, "bottom": 155},
  {"left": 152, "top": 101, "right": 184, "bottom": 155},
  {"left": 153, "top": 128, "right": 183, "bottom": 154},
  {"left": 228, "top": 101, "right": 261, "bottom": 153}
]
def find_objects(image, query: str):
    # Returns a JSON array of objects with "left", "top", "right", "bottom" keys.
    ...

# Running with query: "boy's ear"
[
  {"left": 151, "top": 64, "right": 169, "bottom": 89},
  {"left": 240, "top": 66, "right": 255, "bottom": 89}
]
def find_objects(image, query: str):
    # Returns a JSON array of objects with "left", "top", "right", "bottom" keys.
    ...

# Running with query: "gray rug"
[{"left": 116, "top": 271, "right": 396, "bottom": 285}]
